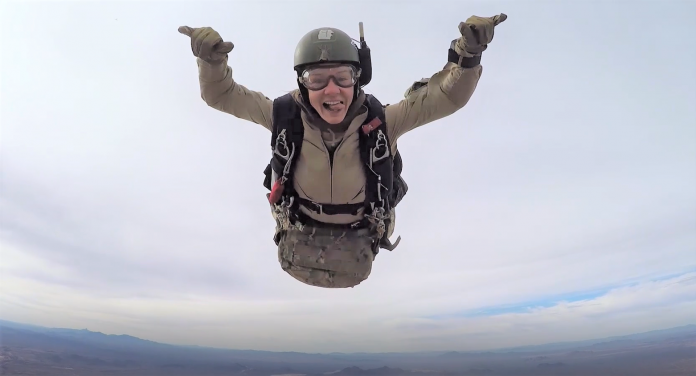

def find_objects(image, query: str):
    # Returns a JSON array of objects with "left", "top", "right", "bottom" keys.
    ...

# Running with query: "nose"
[{"left": 323, "top": 79, "right": 340, "bottom": 94}]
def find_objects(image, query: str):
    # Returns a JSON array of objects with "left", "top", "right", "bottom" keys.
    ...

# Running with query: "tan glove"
[
  {"left": 178, "top": 26, "right": 234, "bottom": 63},
  {"left": 455, "top": 13, "right": 507, "bottom": 57}
]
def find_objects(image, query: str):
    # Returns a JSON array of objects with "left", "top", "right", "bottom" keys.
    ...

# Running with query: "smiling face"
[{"left": 299, "top": 64, "right": 359, "bottom": 124}]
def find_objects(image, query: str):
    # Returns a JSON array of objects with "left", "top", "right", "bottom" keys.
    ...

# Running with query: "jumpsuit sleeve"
[
  {"left": 196, "top": 56, "right": 274, "bottom": 131},
  {"left": 384, "top": 61, "right": 483, "bottom": 143}
]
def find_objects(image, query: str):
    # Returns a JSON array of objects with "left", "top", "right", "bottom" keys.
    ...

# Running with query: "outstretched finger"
[
  {"left": 492, "top": 13, "right": 507, "bottom": 25},
  {"left": 178, "top": 26, "right": 194, "bottom": 37}
]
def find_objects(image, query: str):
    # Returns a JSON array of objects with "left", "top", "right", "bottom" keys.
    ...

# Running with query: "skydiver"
[{"left": 178, "top": 14, "right": 507, "bottom": 288}]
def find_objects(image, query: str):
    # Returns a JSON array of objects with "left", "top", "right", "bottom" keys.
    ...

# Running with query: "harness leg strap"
[{"left": 379, "top": 235, "right": 401, "bottom": 251}]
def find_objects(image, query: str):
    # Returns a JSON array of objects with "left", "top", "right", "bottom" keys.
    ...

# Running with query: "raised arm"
[
  {"left": 385, "top": 14, "right": 507, "bottom": 142},
  {"left": 179, "top": 26, "right": 273, "bottom": 131}
]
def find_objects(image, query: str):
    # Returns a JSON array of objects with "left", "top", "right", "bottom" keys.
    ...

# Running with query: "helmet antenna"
[
  {"left": 357, "top": 21, "right": 372, "bottom": 86},
  {"left": 359, "top": 22, "right": 365, "bottom": 46}
]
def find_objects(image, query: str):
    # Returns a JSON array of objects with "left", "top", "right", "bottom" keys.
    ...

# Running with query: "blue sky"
[{"left": 1, "top": 0, "right": 695, "bottom": 353}]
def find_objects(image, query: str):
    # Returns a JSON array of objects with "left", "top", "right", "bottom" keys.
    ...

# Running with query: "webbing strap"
[
  {"left": 448, "top": 48, "right": 481, "bottom": 68},
  {"left": 298, "top": 197, "right": 364, "bottom": 216}
]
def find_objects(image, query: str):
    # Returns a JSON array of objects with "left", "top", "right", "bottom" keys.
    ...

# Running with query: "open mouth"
[{"left": 323, "top": 100, "right": 344, "bottom": 112}]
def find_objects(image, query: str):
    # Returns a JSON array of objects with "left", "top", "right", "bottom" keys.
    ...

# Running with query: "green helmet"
[{"left": 293, "top": 27, "right": 361, "bottom": 73}]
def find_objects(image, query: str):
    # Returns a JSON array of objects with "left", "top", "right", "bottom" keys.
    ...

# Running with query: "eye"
[{"left": 307, "top": 73, "right": 327, "bottom": 83}]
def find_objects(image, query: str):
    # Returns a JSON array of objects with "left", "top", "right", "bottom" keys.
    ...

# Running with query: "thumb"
[
  {"left": 491, "top": 13, "right": 507, "bottom": 26},
  {"left": 178, "top": 26, "right": 194, "bottom": 37}
]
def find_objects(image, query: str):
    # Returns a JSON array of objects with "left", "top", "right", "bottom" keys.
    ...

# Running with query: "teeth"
[{"left": 325, "top": 101, "right": 340, "bottom": 105}]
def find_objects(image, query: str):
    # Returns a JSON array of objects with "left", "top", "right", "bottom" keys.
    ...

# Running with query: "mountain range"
[{"left": 1, "top": 319, "right": 694, "bottom": 376}]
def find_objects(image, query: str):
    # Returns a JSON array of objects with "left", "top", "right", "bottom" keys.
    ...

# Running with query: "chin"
[
  {"left": 318, "top": 109, "right": 347, "bottom": 124},
  {"left": 322, "top": 115, "right": 346, "bottom": 124}
]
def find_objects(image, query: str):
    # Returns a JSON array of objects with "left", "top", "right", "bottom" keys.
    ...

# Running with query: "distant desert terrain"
[{"left": 1, "top": 320, "right": 694, "bottom": 376}]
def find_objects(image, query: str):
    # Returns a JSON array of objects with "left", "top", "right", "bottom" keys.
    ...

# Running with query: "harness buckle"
[
  {"left": 366, "top": 206, "right": 388, "bottom": 239},
  {"left": 272, "top": 196, "right": 294, "bottom": 231},
  {"left": 274, "top": 129, "right": 291, "bottom": 160},
  {"left": 364, "top": 205, "right": 401, "bottom": 253},
  {"left": 371, "top": 130, "right": 390, "bottom": 165}
]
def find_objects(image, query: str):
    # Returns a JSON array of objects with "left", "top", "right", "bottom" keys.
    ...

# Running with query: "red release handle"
[
  {"left": 268, "top": 180, "right": 285, "bottom": 204},
  {"left": 361, "top": 117, "right": 382, "bottom": 134}
]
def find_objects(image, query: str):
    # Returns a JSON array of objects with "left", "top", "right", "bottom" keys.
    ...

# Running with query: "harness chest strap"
[
  {"left": 297, "top": 115, "right": 388, "bottom": 216},
  {"left": 297, "top": 197, "right": 364, "bottom": 215}
]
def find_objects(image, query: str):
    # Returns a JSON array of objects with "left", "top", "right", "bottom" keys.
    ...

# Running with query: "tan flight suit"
[{"left": 195, "top": 56, "right": 483, "bottom": 288}]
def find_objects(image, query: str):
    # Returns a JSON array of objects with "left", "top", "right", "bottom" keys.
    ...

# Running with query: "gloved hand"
[
  {"left": 454, "top": 13, "right": 507, "bottom": 57},
  {"left": 178, "top": 26, "right": 234, "bottom": 63}
]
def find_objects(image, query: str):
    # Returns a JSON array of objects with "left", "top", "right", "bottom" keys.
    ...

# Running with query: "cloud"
[
  {"left": 376, "top": 272, "right": 696, "bottom": 351},
  {"left": 2, "top": 257, "right": 694, "bottom": 352}
]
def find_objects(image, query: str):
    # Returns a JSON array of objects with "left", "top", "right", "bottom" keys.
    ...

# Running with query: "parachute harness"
[{"left": 263, "top": 93, "right": 406, "bottom": 254}]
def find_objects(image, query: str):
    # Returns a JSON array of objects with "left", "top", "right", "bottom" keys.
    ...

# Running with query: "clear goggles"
[{"left": 298, "top": 64, "right": 361, "bottom": 91}]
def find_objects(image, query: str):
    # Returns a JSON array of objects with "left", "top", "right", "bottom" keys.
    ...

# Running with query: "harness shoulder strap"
[
  {"left": 360, "top": 94, "right": 394, "bottom": 211},
  {"left": 263, "top": 93, "right": 304, "bottom": 205},
  {"left": 361, "top": 94, "right": 408, "bottom": 210},
  {"left": 360, "top": 94, "right": 412, "bottom": 253}
]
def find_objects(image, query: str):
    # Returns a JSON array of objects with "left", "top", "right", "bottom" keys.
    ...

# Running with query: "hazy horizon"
[
  {"left": 3, "top": 318, "right": 694, "bottom": 354},
  {"left": 2, "top": 0, "right": 695, "bottom": 353}
]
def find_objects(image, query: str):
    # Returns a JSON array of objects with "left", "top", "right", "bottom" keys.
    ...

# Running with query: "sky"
[{"left": 1, "top": 0, "right": 695, "bottom": 353}]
